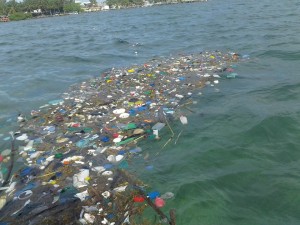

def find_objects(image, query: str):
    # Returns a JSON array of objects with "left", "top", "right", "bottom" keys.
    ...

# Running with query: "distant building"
[
  {"left": 0, "top": 16, "right": 10, "bottom": 22},
  {"left": 33, "top": 9, "right": 42, "bottom": 13},
  {"left": 76, "top": 0, "right": 110, "bottom": 11},
  {"left": 102, "top": 5, "right": 109, "bottom": 10}
]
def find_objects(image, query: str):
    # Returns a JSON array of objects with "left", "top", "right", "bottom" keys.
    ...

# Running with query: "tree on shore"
[
  {"left": 64, "top": 1, "right": 82, "bottom": 13},
  {"left": 0, "top": 0, "right": 7, "bottom": 14},
  {"left": 89, "top": 0, "right": 97, "bottom": 6},
  {"left": 1, "top": 0, "right": 82, "bottom": 19},
  {"left": 106, "top": 0, "right": 143, "bottom": 8}
]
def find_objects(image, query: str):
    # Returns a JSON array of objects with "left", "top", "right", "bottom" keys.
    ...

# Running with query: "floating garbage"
[
  {"left": 152, "top": 122, "right": 166, "bottom": 131},
  {"left": 16, "top": 133, "right": 28, "bottom": 141},
  {"left": 226, "top": 72, "right": 238, "bottom": 78},
  {"left": 73, "top": 169, "right": 90, "bottom": 188},
  {"left": 161, "top": 191, "right": 175, "bottom": 199},
  {"left": 179, "top": 115, "right": 188, "bottom": 125},
  {"left": 133, "top": 196, "right": 145, "bottom": 202},
  {"left": 0, "top": 195, "right": 6, "bottom": 210},
  {"left": 48, "top": 99, "right": 64, "bottom": 105},
  {"left": 113, "top": 108, "right": 126, "bottom": 114},
  {"left": 154, "top": 197, "right": 165, "bottom": 208},
  {"left": 148, "top": 191, "right": 160, "bottom": 200},
  {"left": 0, "top": 51, "right": 242, "bottom": 224}
]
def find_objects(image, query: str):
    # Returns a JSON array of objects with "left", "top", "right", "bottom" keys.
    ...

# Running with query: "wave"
[
  {"left": 258, "top": 50, "right": 300, "bottom": 60},
  {"left": 247, "top": 82, "right": 300, "bottom": 102}
]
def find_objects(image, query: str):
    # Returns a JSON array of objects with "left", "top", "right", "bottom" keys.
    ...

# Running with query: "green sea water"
[{"left": 1, "top": 0, "right": 300, "bottom": 224}]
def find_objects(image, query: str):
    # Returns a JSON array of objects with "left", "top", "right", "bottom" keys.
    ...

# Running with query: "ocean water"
[{"left": 1, "top": 0, "right": 300, "bottom": 224}]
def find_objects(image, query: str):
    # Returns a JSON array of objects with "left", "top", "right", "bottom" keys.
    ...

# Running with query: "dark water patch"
[
  {"left": 246, "top": 82, "right": 300, "bottom": 103},
  {"left": 259, "top": 50, "right": 300, "bottom": 60},
  {"left": 0, "top": 41, "right": 14, "bottom": 47},
  {"left": 236, "top": 115, "right": 300, "bottom": 163},
  {"left": 243, "top": 114, "right": 300, "bottom": 139},
  {"left": 61, "top": 55, "right": 94, "bottom": 63},
  {"left": 114, "top": 38, "right": 129, "bottom": 45}
]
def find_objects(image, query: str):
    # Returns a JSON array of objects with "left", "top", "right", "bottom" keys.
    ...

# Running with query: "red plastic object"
[{"left": 133, "top": 196, "right": 145, "bottom": 202}]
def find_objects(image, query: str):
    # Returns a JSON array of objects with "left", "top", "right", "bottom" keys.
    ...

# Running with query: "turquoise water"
[{"left": 1, "top": 0, "right": 300, "bottom": 224}]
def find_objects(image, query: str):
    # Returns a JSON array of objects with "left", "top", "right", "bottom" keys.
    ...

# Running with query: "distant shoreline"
[{"left": 1, "top": 0, "right": 208, "bottom": 22}]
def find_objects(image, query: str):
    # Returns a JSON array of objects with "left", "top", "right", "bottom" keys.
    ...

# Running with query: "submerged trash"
[
  {"left": 161, "top": 192, "right": 175, "bottom": 199},
  {"left": 0, "top": 51, "right": 242, "bottom": 224},
  {"left": 179, "top": 115, "right": 188, "bottom": 125}
]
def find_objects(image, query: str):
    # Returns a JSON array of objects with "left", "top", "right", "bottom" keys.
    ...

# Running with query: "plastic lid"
[
  {"left": 112, "top": 133, "right": 119, "bottom": 138},
  {"left": 147, "top": 191, "right": 160, "bottom": 200},
  {"left": 101, "top": 136, "right": 110, "bottom": 142}
]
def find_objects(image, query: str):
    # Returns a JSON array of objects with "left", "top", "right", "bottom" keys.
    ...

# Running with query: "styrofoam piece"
[
  {"left": 107, "top": 155, "right": 116, "bottom": 163},
  {"left": 113, "top": 108, "right": 126, "bottom": 114},
  {"left": 84, "top": 213, "right": 95, "bottom": 223},
  {"left": 119, "top": 113, "right": 130, "bottom": 118},
  {"left": 113, "top": 137, "right": 122, "bottom": 143},
  {"left": 102, "top": 171, "right": 113, "bottom": 176},
  {"left": 115, "top": 155, "right": 124, "bottom": 162}
]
